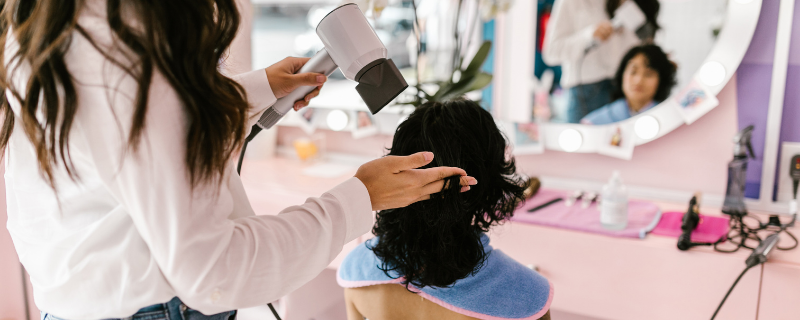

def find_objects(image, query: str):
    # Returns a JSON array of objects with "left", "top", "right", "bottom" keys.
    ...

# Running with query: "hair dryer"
[
  {"left": 251, "top": 3, "right": 408, "bottom": 136},
  {"left": 238, "top": 4, "right": 409, "bottom": 172}
]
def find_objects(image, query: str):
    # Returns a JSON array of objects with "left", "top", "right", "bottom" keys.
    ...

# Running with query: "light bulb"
[
  {"left": 326, "top": 110, "right": 349, "bottom": 131},
  {"left": 634, "top": 115, "right": 660, "bottom": 140},
  {"left": 699, "top": 61, "right": 726, "bottom": 87},
  {"left": 558, "top": 129, "right": 583, "bottom": 152}
]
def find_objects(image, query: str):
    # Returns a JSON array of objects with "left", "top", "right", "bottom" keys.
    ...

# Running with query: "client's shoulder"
[{"left": 337, "top": 237, "right": 403, "bottom": 288}]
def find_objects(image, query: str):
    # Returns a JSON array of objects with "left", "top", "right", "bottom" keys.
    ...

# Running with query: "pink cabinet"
[
  {"left": 488, "top": 223, "right": 761, "bottom": 320},
  {"left": 758, "top": 262, "right": 800, "bottom": 319}
]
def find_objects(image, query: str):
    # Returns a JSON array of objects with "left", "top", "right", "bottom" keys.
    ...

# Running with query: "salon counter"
[{"left": 243, "top": 157, "right": 800, "bottom": 320}]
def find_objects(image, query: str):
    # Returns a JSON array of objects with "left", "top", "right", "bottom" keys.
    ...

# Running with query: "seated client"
[
  {"left": 581, "top": 44, "right": 677, "bottom": 125},
  {"left": 337, "top": 99, "right": 553, "bottom": 320}
]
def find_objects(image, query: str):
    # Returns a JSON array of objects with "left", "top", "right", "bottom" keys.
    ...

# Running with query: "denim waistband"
[{"left": 41, "top": 297, "right": 236, "bottom": 320}]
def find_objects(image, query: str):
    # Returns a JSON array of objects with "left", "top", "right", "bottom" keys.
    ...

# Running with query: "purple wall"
[{"left": 736, "top": 0, "right": 780, "bottom": 199}]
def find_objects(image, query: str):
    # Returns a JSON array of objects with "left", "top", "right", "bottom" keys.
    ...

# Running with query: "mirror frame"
[{"left": 493, "top": 0, "right": 762, "bottom": 154}]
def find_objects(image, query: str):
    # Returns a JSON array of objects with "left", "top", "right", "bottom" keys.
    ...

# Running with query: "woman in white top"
[
  {"left": 0, "top": 1, "right": 476, "bottom": 319},
  {"left": 542, "top": 0, "right": 660, "bottom": 123}
]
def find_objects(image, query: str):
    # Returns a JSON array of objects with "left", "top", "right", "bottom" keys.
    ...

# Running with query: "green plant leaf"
[
  {"left": 434, "top": 72, "right": 493, "bottom": 101},
  {"left": 461, "top": 40, "right": 492, "bottom": 79},
  {"left": 464, "top": 72, "right": 493, "bottom": 92}
]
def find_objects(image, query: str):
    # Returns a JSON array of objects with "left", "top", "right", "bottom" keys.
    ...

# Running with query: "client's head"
[
  {"left": 611, "top": 44, "right": 676, "bottom": 107},
  {"left": 369, "top": 99, "right": 527, "bottom": 289}
]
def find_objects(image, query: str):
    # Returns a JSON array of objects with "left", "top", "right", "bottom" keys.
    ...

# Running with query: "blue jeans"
[
  {"left": 566, "top": 79, "right": 613, "bottom": 123},
  {"left": 41, "top": 297, "right": 236, "bottom": 320}
]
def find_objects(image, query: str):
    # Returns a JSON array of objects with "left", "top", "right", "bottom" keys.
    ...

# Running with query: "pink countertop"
[{"left": 242, "top": 156, "right": 800, "bottom": 319}]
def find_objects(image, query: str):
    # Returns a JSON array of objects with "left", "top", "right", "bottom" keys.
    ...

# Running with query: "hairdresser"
[
  {"left": 1, "top": 1, "right": 476, "bottom": 320},
  {"left": 542, "top": 0, "right": 660, "bottom": 123}
]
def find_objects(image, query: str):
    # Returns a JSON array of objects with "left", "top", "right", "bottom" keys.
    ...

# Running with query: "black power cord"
[
  {"left": 236, "top": 124, "right": 281, "bottom": 320},
  {"left": 237, "top": 125, "right": 262, "bottom": 174},
  {"left": 710, "top": 188, "right": 799, "bottom": 319},
  {"left": 710, "top": 265, "right": 753, "bottom": 320}
]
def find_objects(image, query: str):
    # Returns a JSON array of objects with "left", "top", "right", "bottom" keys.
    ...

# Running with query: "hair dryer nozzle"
[
  {"left": 256, "top": 107, "right": 286, "bottom": 130},
  {"left": 355, "top": 59, "right": 408, "bottom": 114}
]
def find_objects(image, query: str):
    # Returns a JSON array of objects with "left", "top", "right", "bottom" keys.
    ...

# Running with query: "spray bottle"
[{"left": 722, "top": 125, "right": 755, "bottom": 217}]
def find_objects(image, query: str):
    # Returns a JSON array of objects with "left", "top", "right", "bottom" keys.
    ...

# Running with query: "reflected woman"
[
  {"left": 543, "top": 0, "right": 660, "bottom": 123},
  {"left": 581, "top": 44, "right": 676, "bottom": 125}
]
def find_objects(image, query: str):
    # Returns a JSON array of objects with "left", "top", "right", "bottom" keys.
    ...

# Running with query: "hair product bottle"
[{"left": 601, "top": 171, "right": 629, "bottom": 230}]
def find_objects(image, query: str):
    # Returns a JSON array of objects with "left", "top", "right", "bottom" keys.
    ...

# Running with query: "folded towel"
[
  {"left": 511, "top": 189, "right": 662, "bottom": 239},
  {"left": 650, "top": 211, "right": 730, "bottom": 243},
  {"left": 337, "top": 234, "right": 554, "bottom": 320}
]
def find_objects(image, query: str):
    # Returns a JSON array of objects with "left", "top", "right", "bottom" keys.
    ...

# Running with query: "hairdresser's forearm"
[{"left": 232, "top": 69, "right": 278, "bottom": 134}]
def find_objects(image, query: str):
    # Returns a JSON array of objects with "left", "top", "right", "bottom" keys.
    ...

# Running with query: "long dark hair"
[
  {"left": 611, "top": 44, "right": 676, "bottom": 102},
  {"left": 369, "top": 100, "right": 527, "bottom": 289},
  {"left": 0, "top": 0, "right": 249, "bottom": 187},
  {"left": 606, "top": 0, "right": 660, "bottom": 34}
]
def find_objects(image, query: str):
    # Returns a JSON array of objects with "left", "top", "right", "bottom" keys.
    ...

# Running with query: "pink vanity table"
[
  {"left": 2, "top": 157, "right": 798, "bottom": 320},
  {"left": 239, "top": 157, "right": 800, "bottom": 320}
]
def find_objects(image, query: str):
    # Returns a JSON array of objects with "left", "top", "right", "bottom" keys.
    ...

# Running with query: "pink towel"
[
  {"left": 511, "top": 189, "right": 662, "bottom": 239},
  {"left": 650, "top": 211, "right": 729, "bottom": 243}
]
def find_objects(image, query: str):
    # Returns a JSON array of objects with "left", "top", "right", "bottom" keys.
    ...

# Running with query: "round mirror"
[{"left": 496, "top": 0, "right": 761, "bottom": 157}]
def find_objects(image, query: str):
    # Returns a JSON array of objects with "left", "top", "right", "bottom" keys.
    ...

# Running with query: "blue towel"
[{"left": 337, "top": 234, "right": 553, "bottom": 319}]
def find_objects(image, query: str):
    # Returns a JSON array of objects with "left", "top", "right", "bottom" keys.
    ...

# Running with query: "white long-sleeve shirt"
[
  {"left": 542, "top": 0, "right": 641, "bottom": 89},
  {"left": 3, "top": 3, "right": 372, "bottom": 319}
]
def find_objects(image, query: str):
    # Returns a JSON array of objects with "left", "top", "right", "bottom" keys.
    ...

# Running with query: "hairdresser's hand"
[
  {"left": 593, "top": 21, "right": 614, "bottom": 42},
  {"left": 265, "top": 57, "right": 327, "bottom": 111},
  {"left": 355, "top": 152, "right": 478, "bottom": 211}
]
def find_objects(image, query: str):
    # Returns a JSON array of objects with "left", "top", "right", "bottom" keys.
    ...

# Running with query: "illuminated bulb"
[
  {"left": 634, "top": 115, "right": 660, "bottom": 140},
  {"left": 699, "top": 61, "right": 726, "bottom": 87},
  {"left": 558, "top": 129, "right": 583, "bottom": 152},
  {"left": 326, "top": 110, "right": 349, "bottom": 131}
]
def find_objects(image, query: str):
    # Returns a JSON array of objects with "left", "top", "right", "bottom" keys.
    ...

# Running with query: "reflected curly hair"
[{"left": 368, "top": 99, "right": 527, "bottom": 289}]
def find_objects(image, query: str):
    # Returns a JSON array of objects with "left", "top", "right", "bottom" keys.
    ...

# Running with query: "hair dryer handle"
[{"left": 256, "top": 49, "right": 339, "bottom": 130}]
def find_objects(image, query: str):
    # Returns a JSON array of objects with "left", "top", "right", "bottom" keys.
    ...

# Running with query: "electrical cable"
[
  {"left": 710, "top": 265, "right": 753, "bottom": 320},
  {"left": 236, "top": 124, "right": 281, "bottom": 320},
  {"left": 237, "top": 125, "right": 262, "bottom": 174}
]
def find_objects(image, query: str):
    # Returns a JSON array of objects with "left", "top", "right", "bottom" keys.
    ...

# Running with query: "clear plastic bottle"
[{"left": 601, "top": 171, "right": 628, "bottom": 230}]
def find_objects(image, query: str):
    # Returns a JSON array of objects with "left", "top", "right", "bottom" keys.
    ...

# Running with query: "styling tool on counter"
[
  {"left": 565, "top": 190, "right": 584, "bottom": 207},
  {"left": 711, "top": 232, "right": 781, "bottom": 320},
  {"left": 676, "top": 193, "right": 721, "bottom": 251},
  {"left": 601, "top": 171, "right": 629, "bottom": 230},
  {"left": 527, "top": 198, "right": 563, "bottom": 213},
  {"left": 238, "top": 3, "right": 409, "bottom": 172}
]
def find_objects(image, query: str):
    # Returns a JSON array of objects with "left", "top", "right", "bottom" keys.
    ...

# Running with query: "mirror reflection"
[{"left": 532, "top": 0, "right": 727, "bottom": 125}]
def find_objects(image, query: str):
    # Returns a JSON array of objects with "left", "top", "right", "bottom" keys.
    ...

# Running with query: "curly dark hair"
[
  {"left": 368, "top": 99, "right": 527, "bottom": 289},
  {"left": 611, "top": 44, "right": 677, "bottom": 102}
]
